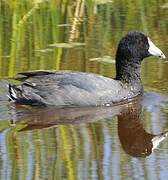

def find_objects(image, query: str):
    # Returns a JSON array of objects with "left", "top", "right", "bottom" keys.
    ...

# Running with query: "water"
[{"left": 1, "top": 0, "right": 168, "bottom": 179}]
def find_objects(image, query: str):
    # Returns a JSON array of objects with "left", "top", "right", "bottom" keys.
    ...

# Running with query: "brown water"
[{"left": 1, "top": 1, "right": 168, "bottom": 179}]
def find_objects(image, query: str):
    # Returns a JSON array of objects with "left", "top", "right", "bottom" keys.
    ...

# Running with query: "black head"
[
  {"left": 116, "top": 31, "right": 165, "bottom": 63},
  {"left": 115, "top": 31, "right": 165, "bottom": 81}
]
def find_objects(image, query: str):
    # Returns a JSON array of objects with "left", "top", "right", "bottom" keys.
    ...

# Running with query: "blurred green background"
[{"left": 1, "top": 1, "right": 168, "bottom": 179}]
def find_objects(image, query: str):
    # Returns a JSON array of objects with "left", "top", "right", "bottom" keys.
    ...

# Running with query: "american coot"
[{"left": 8, "top": 32, "right": 166, "bottom": 106}]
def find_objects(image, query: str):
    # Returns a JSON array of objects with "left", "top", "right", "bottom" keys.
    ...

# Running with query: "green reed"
[
  {"left": 0, "top": 1, "right": 168, "bottom": 179},
  {"left": 1, "top": 0, "right": 167, "bottom": 77}
]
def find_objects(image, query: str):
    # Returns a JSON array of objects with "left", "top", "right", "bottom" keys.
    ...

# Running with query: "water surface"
[{"left": 1, "top": 1, "right": 168, "bottom": 179}]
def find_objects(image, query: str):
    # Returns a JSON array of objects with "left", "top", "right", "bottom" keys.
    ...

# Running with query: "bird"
[{"left": 8, "top": 31, "right": 166, "bottom": 106}]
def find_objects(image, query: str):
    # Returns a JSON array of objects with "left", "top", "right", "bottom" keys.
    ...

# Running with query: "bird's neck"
[{"left": 115, "top": 58, "right": 142, "bottom": 86}]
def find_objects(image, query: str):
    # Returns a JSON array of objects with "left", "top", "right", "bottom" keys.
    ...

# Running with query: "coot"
[{"left": 8, "top": 32, "right": 166, "bottom": 106}]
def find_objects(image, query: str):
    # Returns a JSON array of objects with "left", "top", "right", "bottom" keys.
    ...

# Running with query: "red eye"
[{"left": 139, "top": 40, "right": 144, "bottom": 48}]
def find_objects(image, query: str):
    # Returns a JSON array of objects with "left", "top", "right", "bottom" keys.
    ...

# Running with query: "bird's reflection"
[
  {"left": 117, "top": 102, "right": 168, "bottom": 157},
  {"left": 10, "top": 96, "right": 168, "bottom": 157}
]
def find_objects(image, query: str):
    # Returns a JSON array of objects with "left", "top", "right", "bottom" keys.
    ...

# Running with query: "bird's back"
[{"left": 9, "top": 70, "right": 128, "bottom": 106}]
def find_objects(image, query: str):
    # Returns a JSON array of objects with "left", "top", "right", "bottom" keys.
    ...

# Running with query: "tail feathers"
[
  {"left": 8, "top": 84, "right": 44, "bottom": 105},
  {"left": 8, "top": 84, "right": 18, "bottom": 102},
  {"left": 8, "top": 84, "right": 29, "bottom": 104}
]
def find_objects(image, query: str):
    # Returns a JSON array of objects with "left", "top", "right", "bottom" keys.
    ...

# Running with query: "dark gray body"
[
  {"left": 9, "top": 71, "right": 142, "bottom": 106},
  {"left": 10, "top": 32, "right": 161, "bottom": 107}
]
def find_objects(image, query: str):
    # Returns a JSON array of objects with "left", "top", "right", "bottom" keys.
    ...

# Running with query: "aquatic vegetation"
[
  {"left": 0, "top": 0, "right": 167, "bottom": 77},
  {"left": 0, "top": 1, "right": 168, "bottom": 179}
]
